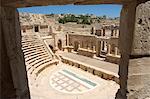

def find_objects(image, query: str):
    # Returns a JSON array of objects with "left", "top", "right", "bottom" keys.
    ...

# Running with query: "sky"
[{"left": 18, "top": 4, "right": 122, "bottom": 18}]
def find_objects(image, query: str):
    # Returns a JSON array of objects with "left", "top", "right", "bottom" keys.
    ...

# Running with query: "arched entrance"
[
  {"left": 57, "top": 39, "right": 62, "bottom": 50},
  {"left": 35, "top": 25, "right": 39, "bottom": 32},
  {"left": 74, "top": 41, "right": 79, "bottom": 51}
]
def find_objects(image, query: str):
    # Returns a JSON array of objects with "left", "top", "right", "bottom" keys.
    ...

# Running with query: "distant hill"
[{"left": 19, "top": 12, "right": 119, "bottom": 26}]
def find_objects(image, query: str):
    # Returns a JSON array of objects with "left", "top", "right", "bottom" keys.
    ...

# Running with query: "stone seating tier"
[
  {"left": 22, "top": 44, "right": 44, "bottom": 50},
  {"left": 24, "top": 49, "right": 45, "bottom": 56},
  {"left": 25, "top": 53, "right": 48, "bottom": 61},
  {"left": 28, "top": 59, "right": 52, "bottom": 74},
  {"left": 23, "top": 46, "right": 45, "bottom": 53},
  {"left": 26, "top": 57, "right": 52, "bottom": 71},
  {"left": 24, "top": 51, "right": 46, "bottom": 58},
  {"left": 27, "top": 55, "right": 51, "bottom": 69},
  {"left": 22, "top": 44, "right": 42, "bottom": 47},
  {"left": 28, "top": 57, "right": 51, "bottom": 68}
]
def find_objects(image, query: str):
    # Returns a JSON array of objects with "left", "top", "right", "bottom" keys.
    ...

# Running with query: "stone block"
[
  {"left": 131, "top": 1, "right": 150, "bottom": 55},
  {"left": 79, "top": 65, "right": 87, "bottom": 71},
  {"left": 127, "top": 57, "right": 150, "bottom": 98},
  {"left": 87, "top": 67, "right": 94, "bottom": 74},
  {"left": 94, "top": 70, "right": 103, "bottom": 77}
]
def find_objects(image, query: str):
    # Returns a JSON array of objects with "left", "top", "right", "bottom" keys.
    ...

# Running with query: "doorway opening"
[
  {"left": 58, "top": 39, "right": 62, "bottom": 50},
  {"left": 74, "top": 41, "right": 79, "bottom": 51},
  {"left": 34, "top": 25, "right": 39, "bottom": 32}
]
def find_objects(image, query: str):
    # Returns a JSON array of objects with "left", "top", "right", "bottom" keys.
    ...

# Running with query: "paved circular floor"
[
  {"left": 30, "top": 62, "right": 119, "bottom": 99},
  {"left": 50, "top": 69, "right": 98, "bottom": 94}
]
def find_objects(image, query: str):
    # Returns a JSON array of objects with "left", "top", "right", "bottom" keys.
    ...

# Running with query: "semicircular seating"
[{"left": 21, "top": 34, "right": 57, "bottom": 82}]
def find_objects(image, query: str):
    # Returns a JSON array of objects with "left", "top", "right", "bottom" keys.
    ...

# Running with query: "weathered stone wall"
[
  {"left": 54, "top": 32, "right": 66, "bottom": 49},
  {"left": 44, "top": 38, "right": 55, "bottom": 48},
  {"left": 127, "top": 1, "right": 150, "bottom": 98},
  {"left": 131, "top": 1, "right": 150, "bottom": 56},
  {"left": 69, "top": 34, "right": 96, "bottom": 50},
  {"left": 116, "top": 0, "right": 150, "bottom": 99},
  {"left": 1, "top": 6, "right": 30, "bottom": 98}
]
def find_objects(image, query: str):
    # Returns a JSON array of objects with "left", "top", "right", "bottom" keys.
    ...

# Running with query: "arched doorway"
[
  {"left": 57, "top": 39, "right": 62, "bottom": 50},
  {"left": 74, "top": 41, "right": 79, "bottom": 51},
  {"left": 35, "top": 25, "right": 39, "bottom": 32}
]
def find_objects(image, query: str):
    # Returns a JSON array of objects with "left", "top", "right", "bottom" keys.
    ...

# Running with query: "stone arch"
[{"left": 57, "top": 39, "right": 62, "bottom": 50}]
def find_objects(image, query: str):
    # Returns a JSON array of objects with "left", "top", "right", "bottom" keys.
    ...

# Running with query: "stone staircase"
[{"left": 21, "top": 33, "right": 58, "bottom": 84}]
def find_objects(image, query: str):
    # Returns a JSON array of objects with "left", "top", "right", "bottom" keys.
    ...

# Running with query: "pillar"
[
  {"left": 66, "top": 33, "right": 69, "bottom": 46},
  {"left": 93, "top": 46, "right": 96, "bottom": 52},
  {"left": 115, "top": 1, "right": 137, "bottom": 99},
  {"left": 116, "top": 0, "right": 150, "bottom": 99},
  {"left": 78, "top": 44, "right": 81, "bottom": 48},
  {"left": 107, "top": 44, "right": 111, "bottom": 55},
  {"left": 115, "top": 47, "right": 118, "bottom": 56},
  {"left": 96, "top": 40, "right": 101, "bottom": 57},
  {"left": 1, "top": 6, "right": 30, "bottom": 98}
]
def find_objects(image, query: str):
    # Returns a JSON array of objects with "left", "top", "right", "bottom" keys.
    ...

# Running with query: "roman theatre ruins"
[{"left": 1, "top": 0, "right": 150, "bottom": 99}]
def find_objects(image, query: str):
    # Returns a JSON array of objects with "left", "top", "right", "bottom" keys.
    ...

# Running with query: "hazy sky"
[{"left": 18, "top": 4, "right": 122, "bottom": 18}]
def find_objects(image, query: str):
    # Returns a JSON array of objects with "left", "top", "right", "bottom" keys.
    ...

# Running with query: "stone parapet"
[
  {"left": 78, "top": 48, "right": 96, "bottom": 58},
  {"left": 106, "top": 54, "right": 120, "bottom": 64},
  {"left": 61, "top": 56, "right": 119, "bottom": 84}
]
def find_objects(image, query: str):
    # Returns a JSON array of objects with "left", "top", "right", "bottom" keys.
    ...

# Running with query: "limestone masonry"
[{"left": 1, "top": 0, "right": 150, "bottom": 99}]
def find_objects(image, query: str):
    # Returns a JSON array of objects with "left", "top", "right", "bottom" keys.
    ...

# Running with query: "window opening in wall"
[{"left": 18, "top": 4, "right": 122, "bottom": 99}]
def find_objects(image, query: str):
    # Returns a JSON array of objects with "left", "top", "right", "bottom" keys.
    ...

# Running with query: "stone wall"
[
  {"left": 54, "top": 32, "right": 66, "bottom": 50},
  {"left": 116, "top": 1, "right": 150, "bottom": 98},
  {"left": 1, "top": 6, "right": 30, "bottom": 98},
  {"left": 127, "top": 1, "right": 150, "bottom": 98},
  {"left": 69, "top": 34, "right": 96, "bottom": 50},
  {"left": 78, "top": 48, "right": 96, "bottom": 57},
  {"left": 61, "top": 56, "right": 119, "bottom": 84}
]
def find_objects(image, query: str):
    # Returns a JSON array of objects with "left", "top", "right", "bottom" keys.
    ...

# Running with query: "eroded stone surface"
[
  {"left": 132, "top": 1, "right": 150, "bottom": 55},
  {"left": 128, "top": 57, "right": 150, "bottom": 98},
  {"left": 1, "top": 6, "right": 30, "bottom": 98}
]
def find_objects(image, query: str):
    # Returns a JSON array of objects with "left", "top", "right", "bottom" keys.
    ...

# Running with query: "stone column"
[
  {"left": 78, "top": 44, "right": 81, "bottom": 48},
  {"left": 116, "top": 0, "right": 150, "bottom": 98},
  {"left": 93, "top": 46, "right": 96, "bottom": 52},
  {"left": 115, "top": 47, "right": 118, "bottom": 56},
  {"left": 107, "top": 44, "right": 111, "bottom": 55},
  {"left": 104, "top": 41, "right": 107, "bottom": 51},
  {"left": 67, "top": 33, "right": 69, "bottom": 46},
  {"left": 116, "top": 1, "right": 137, "bottom": 99},
  {"left": 96, "top": 40, "right": 101, "bottom": 57},
  {"left": 1, "top": 6, "right": 30, "bottom": 98}
]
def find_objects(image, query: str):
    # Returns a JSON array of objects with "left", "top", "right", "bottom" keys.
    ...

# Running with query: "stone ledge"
[{"left": 61, "top": 56, "right": 119, "bottom": 84}]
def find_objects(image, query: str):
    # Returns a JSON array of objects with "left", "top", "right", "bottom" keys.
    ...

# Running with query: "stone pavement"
[
  {"left": 30, "top": 63, "right": 119, "bottom": 99},
  {"left": 59, "top": 52, "right": 118, "bottom": 76}
]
